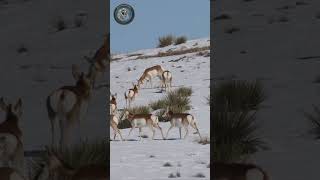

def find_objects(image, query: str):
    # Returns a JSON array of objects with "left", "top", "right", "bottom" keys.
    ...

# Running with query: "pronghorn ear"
[
  {"left": 14, "top": 98, "right": 22, "bottom": 116},
  {"left": 72, "top": 64, "right": 81, "bottom": 80},
  {"left": 0, "top": 97, "right": 7, "bottom": 111}
]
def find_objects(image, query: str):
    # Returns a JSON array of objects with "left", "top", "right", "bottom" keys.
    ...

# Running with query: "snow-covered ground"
[
  {"left": 214, "top": 0, "right": 320, "bottom": 179},
  {"left": 110, "top": 38, "right": 210, "bottom": 180}
]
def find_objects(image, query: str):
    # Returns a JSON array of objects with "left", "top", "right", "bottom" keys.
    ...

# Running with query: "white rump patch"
[
  {"left": 246, "top": 168, "right": 264, "bottom": 180},
  {"left": 50, "top": 90, "right": 77, "bottom": 113}
]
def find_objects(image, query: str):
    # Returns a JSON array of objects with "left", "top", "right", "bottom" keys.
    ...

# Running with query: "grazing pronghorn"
[
  {"left": 38, "top": 148, "right": 107, "bottom": 180},
  {"left": 0, "top": 167, "right": 25, "bottom": 180},
  {"left": 124, "top": 83, "right": 138, "bottom": 108},
  {"left": 110, "top": 114, "right": 123, "bottom": 141},
  {"left": 84, "top": 33, "right": 109, "bottom": 87},
  {"left": 161, "top": 70, "right": 172, "bottom": 91},
  {"left": 110, "top": 93, "right": 117, "bottom": 115},
  {"left": 121, "top": 110, "right": 165, "bottom": 140},
  {"left": 46, "top": 64, "right": 95, "bottom": 148},
  {"left": 0, "top": 98, "right": 25, "bottom": 175},
  {"left": 162, "top": 108, "right": 201, "bottom": 140},
  {"left": 137, "top": 65, "right": 165, "bottom": 89},
  {"left": 213, "top": 162, "right": 269, "bottom": 180}
]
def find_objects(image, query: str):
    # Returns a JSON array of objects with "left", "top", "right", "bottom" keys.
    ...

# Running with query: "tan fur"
[
  {"left": 162, "top": 108, "right": 201, "bottom": 140},
  {"left": 137, "top": 65, "right": 165, "bottom": 88},
  {"left": 213, "top": 162, "right": 269, "bottom": 180},
  {"left": 122, "top": 111, "right": 164, "bottom": 140},
  {"left": 124, "top": 84, "right": 138, "bottom": 108},
  {"left": 0, "top": 98, "right": 24, "bottom": 175},
  {"left": 110, "top": 115, "right": 123, "bottom": 141},
  {"left": 47, "top": 64, "right": 94, "bottom": 148},
  {"left": 110, "top": 93, "right": 117, "bottom": 115},
  {"left": 161, "top": 70, "right": 172, "bottom": 91}
]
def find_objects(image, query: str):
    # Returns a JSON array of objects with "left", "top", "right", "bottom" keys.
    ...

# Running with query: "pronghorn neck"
[{"left": 110, "top": 98, "right": 116, "bottom": 105}]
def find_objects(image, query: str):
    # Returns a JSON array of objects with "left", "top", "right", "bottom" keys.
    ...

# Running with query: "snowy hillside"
[
  {"left": 110, "top": 38, "right": 210, "bottom": 180},
  {"left": 214, "top": 0, "right": 320, "bottom": 179}
]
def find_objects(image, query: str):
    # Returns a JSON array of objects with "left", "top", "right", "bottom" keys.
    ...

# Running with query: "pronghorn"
[
  {"left": 0, "top": 167, "right": 25, "bottom": 180},
  {"left": 110, "top": 93, "right": 117, "bottom": 115},
  {"left": 162, "top": 107, "right": 201, "bottom": 140},
  {"left": 137, "top": 65, "right": 165, "bottom": 89},
  {"left": 38, "top": 148, "right": 107, "bottom": 180},
  {"left": 213, "top": 162, "right": 269, "bottom": 180},
  {"left": 84, "top": 33, "right": 109, "bottom": 88},
  {"left": 124, "top": 83, "right": 138, "bottom": 108},
  {"left": 46, "top": 64, "right": 95, "bottom": 148},
  {"left": 161, "top": 70, "right": 172, "bottom": 91},
  {"left": 110, "top": 114, "right": 123, "bottom": 141},
  {"left": 121, "top": 110, "right": 165, "bottom": 140},
  {"left": 0, "top": 98, "right": 25, "bottom": 175}
]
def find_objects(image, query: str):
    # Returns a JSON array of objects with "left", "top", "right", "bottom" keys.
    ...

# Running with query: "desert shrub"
[
  {"left": 158, "top": 35, "right": 174, "bottom": 48},
  {"left": 17, "top": 44, "right": 28, "bottom": 54},
  {"left": 213, "top": 80, "right": 266, "bottom": 112},
  {"left": 52, "top": 16, "right": 67, "bottom": 32},
  {"left": 304, "top": 105, "right": 320, "bottom": 139},
  {"left": 213, "top": 110, "right": 267, "bottom": 162},
  {"left": 174, "top": 36, "right": 187, "bottom": 45}
]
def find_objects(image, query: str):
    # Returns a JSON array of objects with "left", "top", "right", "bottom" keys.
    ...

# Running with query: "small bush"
[
  {"left": 304, "top": 105, "right": 320, "bottom": 139},
  {"left": 213, "top": 80, "right": 266, "bottom": 112},
  {"left": 17, "top": 44, "right": 28, "bottom": 54},
  {"left": 163, "top": 162, "right": 173, "bottom": 167},
  {"left": 213, "top": 110, "right": 267, "bottom": 162},
  {"left": 174, "top": 36, "right": 187, "bottom": 45},
  {"left": 158, "top": 35, "right": 174, "bottom": 48},
  {"left": 193, "top": 173, "right": 206, "bottom": 178}
]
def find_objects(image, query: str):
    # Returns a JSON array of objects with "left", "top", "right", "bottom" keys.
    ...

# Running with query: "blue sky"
[{"left": 110, "top": 0, "right": 210, "bottom": 53}]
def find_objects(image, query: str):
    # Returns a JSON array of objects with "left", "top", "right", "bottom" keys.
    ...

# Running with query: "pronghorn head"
[
  {"left": 162, "top": 107, "right": 173, "bottom": 118},
  {"left": 132, "top": 83, "right": 139, "bottom": 93},
  {"left": 72, "top": 64, "right": 93, "bottom": 91},
  {"left": 111, "top": 93, "right": 117, "bottom": 101},
  {"left": 121, "top": 110, "right": 134, "bottom": 121},
  {"left": 0, "top": 97, "right": 23, "bottom": 123}
]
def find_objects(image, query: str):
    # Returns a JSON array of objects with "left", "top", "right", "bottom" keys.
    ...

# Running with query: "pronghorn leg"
[
  {"left": 165, "top": 125, "right": 174, "bottom": 139},
  {"left": 148, "top": 125, "right": 156, "bottom": 139},
  {"left": 117, "top": 129, "right": 124, "bottom": 141},
  {"left": 183, "top": 126, "right": 189, "bottom": 139},
  {"left": 113, "top": 131, "right": 117, "bottom": 140},
  {"left": 179, "top": 127, "right": 182, "bottom": 139},
  {"left": 127, "top": 127, "right": 134, "bottom": 140},
  {"left": 155, "top": 123, "right": 165, "bottom": 139},
  {"left": 139, "top": 127, "right": 143, "bottom": 141},
  {"left": 191, "top": 122, "right": 202, "bottom": 140}
]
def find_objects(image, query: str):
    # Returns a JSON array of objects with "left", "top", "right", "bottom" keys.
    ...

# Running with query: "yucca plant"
[
  {"left": 213, "top": 110, "right": 267, "bottom": 162},
  {"left": 158, "top": 35, "right": 174, "bottom": 48},
  {"left": 304, "top": 105, "right": 320, "bottom": 139},
  {"left": 213, "top": 80, "right": 266, "bottom": 112},
  {"left": 174, "top": 36, "right": 187, "bottom": 45}
]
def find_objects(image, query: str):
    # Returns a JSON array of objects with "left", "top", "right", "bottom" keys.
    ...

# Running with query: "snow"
[
  {"left": 214, "top": 0, "right": 320, "bottom": 179},
  {"left": 110, "top": 38, "right": 210, "bottom": 180}
]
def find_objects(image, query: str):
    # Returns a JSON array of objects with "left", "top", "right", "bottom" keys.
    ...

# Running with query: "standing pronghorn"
[
  {"left": 110, "top": 93, "right": 117, "bottom": 115},
  {"left": 137, "top": 65, "right": 165, "bottom": 89},
  {"left": 0, "top": 98, "right": 24, "bottom": 175},
  {"left": 46, "top": 64, "right": 95, "bottom": 148},
  {"left": 110, "top": 114, "right": 123, "bottom": 141},
  {"left": 0, "top": 167, "right": 25, "bottom": 180},
  {"left": 161, "top": 70, "right": 172, "bottom": 91},
  {"left": 121, "top": 110, "right": 165, "bottom": 140},
  {"left": 162, "top": 107, "right": 201, "bottom": 140},
  {"left": 213, "top": 162, "right": 269, "bottom": 180},
  {"left": 124, "top": 83, "right": 138, "bottom": 108},
  {"left": 84, "top": 33, "right": 110, "bottom": 88},
  {"left": 37, "top": 148, "right": 107, "bottom": 180}
]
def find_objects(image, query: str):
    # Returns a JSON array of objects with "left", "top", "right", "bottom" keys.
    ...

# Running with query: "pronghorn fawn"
[
  {"left": 0, "top": 167, "right": 25, "bottom": 180},
  {"left": 121, "top": 110, "right": 165, "bottom": 140},
  {"left": 161, "top": 70, "right": 172, "bottom": 91},
  {"left": 46, "top": 64, "right": 95, "bottom": 148},
  {"left": 162, "top": 108, "right": 201, "bottom": 140},
  {"left": 38, "top": 148, "right": 107, "bottom": 180},
  {"left": 84, "top": 33, "right": 109, "bottom": 88},
  {"left": 124, "top": 83, "right": 138, "bottom": 108},
  {"left": 137, "top": 65, "right": 165, "bottom": 89},
  {"left": 0, "top": 98, "right": 25, "bottom": 175},
  {"left": 213, "top": 162, "right": 269, "bottom": 180},
  {"left": 110, "top": 93, "right": 117, "bottom": 115},
  {"left": 110, "top": 114, "right": 123, "bottom": 141}
]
